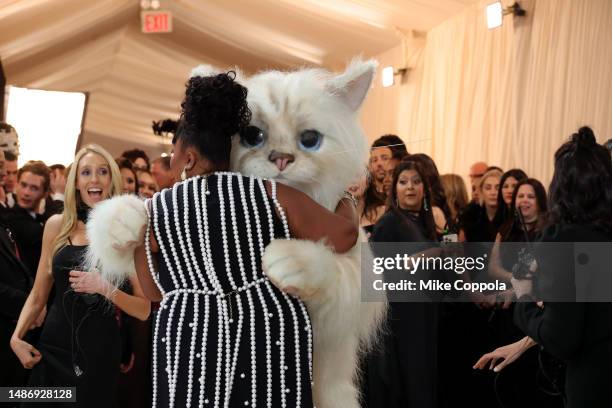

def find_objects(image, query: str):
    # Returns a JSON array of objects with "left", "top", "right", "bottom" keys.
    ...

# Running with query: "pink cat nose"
[{"left": 269, "top": 150, "right": 295, "bottom": 171}]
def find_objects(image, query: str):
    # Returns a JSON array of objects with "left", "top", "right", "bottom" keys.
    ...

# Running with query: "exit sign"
[{"left": 141, "top": 10, "right": 173, "bottom": 33}]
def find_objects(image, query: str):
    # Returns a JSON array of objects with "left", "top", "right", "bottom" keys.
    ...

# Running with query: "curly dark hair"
[
  {"left": 152, "top": 119, "right": 178, "bottom": 136},
  {"left": 549, "top": 126, "right": 612, "bottom": 233},
  {"left": 175, "top": 71, "right": 251, "bottom": 166},
  {"left": 121, "top": 148, "right": 150, "bottom": 170}
]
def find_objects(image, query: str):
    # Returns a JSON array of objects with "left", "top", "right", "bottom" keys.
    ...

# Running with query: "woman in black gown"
[
  {"left": 131, "top": 72, "right": 358, "bottom": 407},
  {"left": 366, "top": 160, "right": 440, "bottom": 408},
  {"left": 10, "top": 145, "right": 150, "bottom": 407},
  {"left": 513, "top": 127, "right": 612, "bottom": 408}
]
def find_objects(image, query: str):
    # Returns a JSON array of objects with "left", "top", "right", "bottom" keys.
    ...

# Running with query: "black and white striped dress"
[{"left": 145, "top": 172, "right": 313, "bottom": 408}]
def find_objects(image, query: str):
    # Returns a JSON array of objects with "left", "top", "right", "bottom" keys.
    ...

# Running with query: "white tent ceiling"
[{"left": 1, "top": 0, "right": 478, "bottom": 156}]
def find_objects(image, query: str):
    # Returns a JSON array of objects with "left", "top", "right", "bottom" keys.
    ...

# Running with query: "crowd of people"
[
  {"left": 0, "top": 72, "right": 611, "bottom": 408},
  {"left": 356, "top": 130, "right": 612, "bottom": 408}
]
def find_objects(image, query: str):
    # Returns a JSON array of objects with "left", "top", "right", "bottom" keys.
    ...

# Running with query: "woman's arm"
[
  {"left": 273, "top": 182, "right": 358, "bottom": 253},
  {"left": 71, "top": 224, "right": 154, "bottom": 318},
  {"left": 489, "top": 233, "right": 513, "bottom": 283},
  {"left": 473, "top": 336, "right": 537, "bottom": 372},
  {"left": 107, "top": 275, "right": 151, "bottom": 321},
  {"left": 11, "top": 215, "right": 60, "bottom": 339},
  {"left": 69, "top": 267, "right": 151, "bottom": 321},
  {"left": 10, "top": 214, "right": 61, "bottom": 368}
]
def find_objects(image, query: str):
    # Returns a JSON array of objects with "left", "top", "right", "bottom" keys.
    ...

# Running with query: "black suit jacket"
[
  {"left": 514, "top": 224, "right": 612, "bottom": 408},
  {"left": 0, "top": 205, "right": 48, "bottom": 278},
  {"left": 0, "top": 222, "right": 33, "bottom": 385},
  {"left": 0, "top": 223, "right": 32, "bottom": 322}
]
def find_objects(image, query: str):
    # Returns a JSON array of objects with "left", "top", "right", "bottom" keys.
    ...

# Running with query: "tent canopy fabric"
[{"left": 1, "top": 0, "right": 478, "bottom": 155}]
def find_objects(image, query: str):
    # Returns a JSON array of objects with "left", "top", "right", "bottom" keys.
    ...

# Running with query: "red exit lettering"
[{"left": 141, "top": 11, "right": 173, "bottom": 33}]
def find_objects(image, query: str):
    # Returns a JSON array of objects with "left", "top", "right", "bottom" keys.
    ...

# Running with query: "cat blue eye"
[
  {"left": 298, "top": 129, "right": 323, "bottom": 151},
  {"left": 239, "top": 126, "right": 267, "bottom": 148}
]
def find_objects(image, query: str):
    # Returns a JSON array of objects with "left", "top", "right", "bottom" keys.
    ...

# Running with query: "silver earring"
[
  {"left": 180, "top": 166, "right": 187, "bottom": 181},
  {"left": 423, "top": 197, "right": 429, "bottom": 211}
]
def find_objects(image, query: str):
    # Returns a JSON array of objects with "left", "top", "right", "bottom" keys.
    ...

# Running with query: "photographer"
[{"left": 512, "top": 127, "right": 612, "bottom": 408}]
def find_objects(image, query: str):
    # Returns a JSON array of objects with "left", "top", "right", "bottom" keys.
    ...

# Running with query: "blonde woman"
[
  {"left": 440, "top": 174, "right": 469, "bottom": 225},
  {"left": 458, "top": 168, "right": 502, "bottom": 242},
  {"left": 10, "top": 145, "right": 150, "bottom": 407}
]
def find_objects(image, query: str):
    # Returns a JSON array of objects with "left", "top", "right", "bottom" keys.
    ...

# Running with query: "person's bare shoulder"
[{"left": 45, "top": 214, "right": 64, "bottom": 234}]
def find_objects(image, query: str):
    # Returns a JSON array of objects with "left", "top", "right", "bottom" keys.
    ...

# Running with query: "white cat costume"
[{"left": 86, "top": 60, "right": 386, "bottom": 408}]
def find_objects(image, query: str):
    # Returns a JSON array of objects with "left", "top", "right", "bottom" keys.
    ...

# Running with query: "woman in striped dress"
[{"left": 133, "top": 72, "right": 357, "bottom": 408}]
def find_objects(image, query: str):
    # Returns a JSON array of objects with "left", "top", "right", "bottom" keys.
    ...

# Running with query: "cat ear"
[
  {"left": 326, "top": 58, "right": 378, "bottom": 111},
  {"left": 190, "top": 64, "right": 220, "bottom": 78}
]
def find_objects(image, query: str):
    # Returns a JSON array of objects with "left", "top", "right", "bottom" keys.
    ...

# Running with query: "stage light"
[
  {"left": 6, "top": 86, "right": 86, "bottom": 166},
  {"left": 486, "top": 2, "right": 503, "bottom": 29},
  {"left": 382, "top": 66, "right": 408, "bottom": 88},
  {"left": 382, "top": 66, "right": 394, "bottom": 87},
  {"left": 486, "top": 2, "right": 526, "bottom": 29}
]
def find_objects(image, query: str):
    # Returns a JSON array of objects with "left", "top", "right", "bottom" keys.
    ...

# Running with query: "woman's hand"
[
  {"left": 511, "top": 277, "right": 533, "bottom": 298},
  {"left": 120, "top": 353, "right": 135, "bottom": 373},
  {"left": 69, "top": 270, "right": 113, "bottom": 296},
  {"left": 473, "top": 337, "right": 534, "bottom": 372},
  {"left": 496, "top": 289, "right": 515, "bottom": 309},
  {"left": 347, "top": 176, "right": 367, "bottom": 200},
  {"left": 10, "top": 337, "right": 42, "bottom": 369}
]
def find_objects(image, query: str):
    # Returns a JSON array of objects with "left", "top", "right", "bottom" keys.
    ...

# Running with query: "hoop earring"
[{"left": 180, "top": 166, "right": 188, "bottom": 181}]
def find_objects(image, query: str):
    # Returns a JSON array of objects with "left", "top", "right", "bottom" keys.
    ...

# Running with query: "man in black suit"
[
  {"left": 0, "top": 220, "right": 36, "bottom": 386},
  {"left": 1, "top": 161, "right": 56, "bottom": 278},
  {"left": 0, "top": 150, "right": 43, "bottom": 387}
]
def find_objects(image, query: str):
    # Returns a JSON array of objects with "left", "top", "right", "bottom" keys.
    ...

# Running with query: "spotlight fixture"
[
  {"left": 382, "top": 66, "right": 408, "bottom": 88},
  {"left": 140, "top": 0, "right": 160, "bottom": 10},
  {"left": 486, "top": 1, "right": 526, "bottom": 29}
]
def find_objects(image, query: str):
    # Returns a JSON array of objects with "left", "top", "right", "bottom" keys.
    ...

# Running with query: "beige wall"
[{"left": 359, "top": 0, "right": 612, "bottom": 185}]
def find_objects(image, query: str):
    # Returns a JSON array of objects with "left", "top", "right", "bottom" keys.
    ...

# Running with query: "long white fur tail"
[{"left": 84, "top": 194, "right": 148, "bottom": 288}]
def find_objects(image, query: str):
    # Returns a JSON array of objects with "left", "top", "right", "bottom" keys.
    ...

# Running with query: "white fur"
[
  {"left": 84, "top": 194, "right": 147, "bottom": 288},
  {"left": 232, "top": 59, "right": 387, "bottom": 408},
  {"left": 190, "top": 64, "right": 218, "bottom": 79},
  {"left": 263, "top": 230, "right": 384, "bottom": 408}
]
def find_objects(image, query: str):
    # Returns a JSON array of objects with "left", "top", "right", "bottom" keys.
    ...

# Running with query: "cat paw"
[
  {"left": 262, "top": 239, "right": 336, "bottom": 299},
  {"left": 88, "top": 195, "right": 147, "bottom": 252}
]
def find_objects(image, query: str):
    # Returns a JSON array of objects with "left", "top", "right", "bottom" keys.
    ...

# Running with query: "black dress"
[
  {"left": 365, "top": 209, "right": 439, "bottom": 408},
  {"left": 441, "top": 203, "right": 499, "bottom": 408},
  {"left": 515, "top": 224, "right": 612, "bottom": 408},
  {"left": 25, "top": 245, "right": 121, "bottom": 407},
  {"left": 147, "top": 173, "right": 313, "bottom": 408},
  {"left": 486, "top": 226, "right": 563, "bottom": 408}
]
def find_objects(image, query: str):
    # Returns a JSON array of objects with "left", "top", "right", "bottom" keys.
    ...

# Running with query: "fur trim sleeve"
[{"left": 84, "top": 194, "right": 148, "bottom": 287}]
